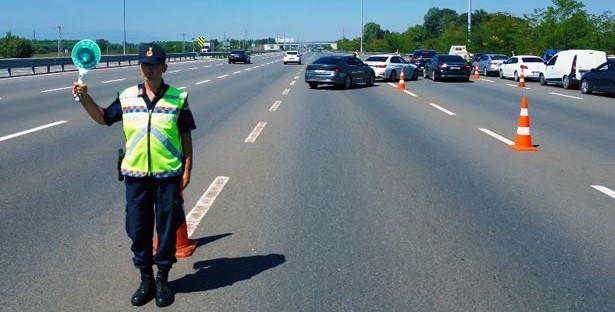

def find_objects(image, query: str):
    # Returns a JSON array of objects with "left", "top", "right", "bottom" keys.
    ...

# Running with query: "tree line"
[{"left": 337, "top": 0, "right": 614, "bottom": 56}]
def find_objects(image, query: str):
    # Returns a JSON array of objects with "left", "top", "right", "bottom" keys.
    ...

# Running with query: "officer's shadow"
[{"left": 171, "top": 233, "right": 286, "bottom": 293}]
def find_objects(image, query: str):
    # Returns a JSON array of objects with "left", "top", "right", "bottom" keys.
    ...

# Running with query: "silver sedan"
[{"left": 364, "top": 54, "right": 418, "bottom": 82}]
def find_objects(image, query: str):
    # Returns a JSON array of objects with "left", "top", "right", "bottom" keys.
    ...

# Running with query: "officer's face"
[{"left": 140, "top": 63, "right": 167, "bottom": 81}]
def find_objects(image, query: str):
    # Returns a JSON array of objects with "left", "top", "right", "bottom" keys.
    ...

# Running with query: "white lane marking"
[
  {"left": 480, "top": 78, "right": 495, "bottom": 82},
  {"left": 506, "top": 83, "right": 531, "bottom": 90},
  {"left": 245, "top": 122, "right": 267, "bottom": 143},
  {"left": 168, "top": 70, "right": 181, "bottom": 73},
  {"left": 269, "top": 100, "right": 282, "bottom": 112},
  {"left": 188, "top": 67, "right": 198, "bottom": 70},
  {"left": 195, "top": 79, "right": 211, "bottom": 85},
  {"left": 294, "top": 76, "right": 299, "bottom": 79},
  {"left": 478, "top": 128, "right": 514, "bottom": 146},
  {"left": 549, "top": 92, "right": 583, "bottom": 100},
  {"left": 217, "top": 74, "right": 228, "bottom": 79},
  {"left": 403, "top": 90, "right": 418, "bottom": 97},
  {"left": 290, "top": 80, "right": 296, "bottom": 86},
  {"left": 0, "top": 120, "right": 68, "bottom": 142},
  {"left": 233, "top": 71, "right": 241, "bottom": 74},
  {"left": 101, "top": 78, "right": 126, "bottom": 84},
  {"left": 244, "top": 68, "right": 252, "bottom": 71},
  {"left": 41, "top": 86, "right": 72, "bottom": 93},
  {"left": 178, "top": 86, "right": 187, "bottom": 90},
  {"left": 203, "top": 65, "right": 211, "bottom": 68},
  {"left": 429, "top": 103, "right": 456, "bottom": 115},
  {"left": 591, "top": 185, "right": 615, "bottom": 199},
  {"left": 186, "top": 176, "right": 230, "bottom": 237},
  {"left": 282, "top": 88, "right": 290, "bottom": 95}
]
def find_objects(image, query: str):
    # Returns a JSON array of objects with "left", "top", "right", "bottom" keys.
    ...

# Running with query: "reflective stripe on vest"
[{"left": 119, "top": 85, "right": 187, "bottom": 178}]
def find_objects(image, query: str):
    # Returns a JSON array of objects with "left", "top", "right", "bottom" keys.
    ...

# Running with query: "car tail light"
[
  {"left": 438, "top": 64, "right": 447, "bottom": 69},
  {"left": 375, "top": 65, "right": 387, "bottom": 68},
  {"left": 489, "top": 61, "right": 497, "bottom": 65},
  {"left": 464, "top": 65, "right": 470, "bottom": 69},
  {"left": 335, "top": 67, "right": 340, "bottom": 73},
  {"left": 571, "top": 55, "right": 577, "bottom": 75}
]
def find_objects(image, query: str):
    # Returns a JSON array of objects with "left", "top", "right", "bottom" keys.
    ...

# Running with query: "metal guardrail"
[{"left": 0, "top": 52, "right": 234, "bottom": 78}]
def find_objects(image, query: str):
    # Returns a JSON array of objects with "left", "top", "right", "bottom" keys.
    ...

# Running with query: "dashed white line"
[
  {"left": 0, "top": 120, "right": 68, "bottom": 142},
  {"left": 168, "top": 70, "right": 181, "bottom": 74},
  {"left": 429, "top": 103, "right": 456, "bottom": 115},
  {"left": 195, "top": 79, "right": 211, "bottom": 85},
  {"left": 478, "top": 128, "right": 514, "bottom": 146},
  {"left": 480, "top": 78, "right": 495, "bottom": 83},
  {"left": 185, "top": 176, "right": 230, "bottom": 237},
  {"left": 203, "top": 65, "right": 211, "bottom": 68},
  {"left": 188, "top": 67, "right": 198, "bottom": 70},
  {"left": 233, "top": 71, "right": 241, "bottom": 74},
  {"left": 178, "top": 86, "right": 187, "bottom": 90},
  {"left": 282, "top": 88, "right": 290, "bottom": 95},
  {"left": 549, "top": 92, "right": 583, "bottom": 100},
  {"left": 290, "top": 80, "right": 296, "bottom": 86},
  {"left": 403, "top": 90, "right": 418, "bottom": 97},
  {"left": 245, "top": 122, "right": 267, "bottom": 143},
  {"left": 41, "top": 86, "right": 73, "bottom": 93},
  {"left": 244, "top": 68, "right": 252, "bottom": 71},
  {"left": 294, "top": 76, "right": 299, "bottom": 79},
  {"left": 591, "top": 185, "right": 615, "bottom": 199},
  {"left": 269, "top": 100, "right": 282, "bottom": 112},
  {"left": 217, "top": 74, "right": 228, "bottom": 79},
  {"left": 101, "top": 78, "right": 126, "bottom": 84}
]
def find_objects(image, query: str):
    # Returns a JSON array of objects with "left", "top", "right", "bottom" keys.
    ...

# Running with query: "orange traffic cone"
[
  {"left": 518, "top": 66, "right": 526, "bottom": 88},
  {"left": 510, "top": 96, "right": 538, "bottom": 151},
  {"left": 473, "top": 64, "right": 480, "bottom": 80},
  {"left": 153, "top": 220, "right": 197, "bottom": 258},
  {"left": 397, "top": 68, "right": 406, "bottom": 90}
]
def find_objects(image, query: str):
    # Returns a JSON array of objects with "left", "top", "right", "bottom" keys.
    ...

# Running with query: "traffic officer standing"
[{"left": 72, "top": 43, "right": 196, "bottom": 307}]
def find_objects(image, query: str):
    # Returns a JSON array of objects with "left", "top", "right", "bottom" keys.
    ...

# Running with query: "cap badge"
[{"left": 146, "top": 47, "right": 153, "bottom": 57}]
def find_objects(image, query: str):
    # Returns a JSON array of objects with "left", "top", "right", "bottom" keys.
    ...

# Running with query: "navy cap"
[{"left": 138, "top": 43, "right": 166, "bottom": 65}]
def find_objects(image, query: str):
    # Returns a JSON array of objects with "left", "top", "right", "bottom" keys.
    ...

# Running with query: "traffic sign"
[{"left": 196, "top": 36, "right": 206, "bottom": 48}]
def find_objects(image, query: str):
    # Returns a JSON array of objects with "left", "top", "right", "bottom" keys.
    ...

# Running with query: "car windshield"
[
  {"left": 491, "top": 55, "right": 508, "bottom": 60},
  {"left": 413, "top": 50, "right": 436, "bottom": 58},
  {"left": 313, "top": 57, "right": 341, "bottom": 65},
  {"left": 521, "top": 57, "right": 544, "bottom": 63},
  {"left": 365, "top": 56, "right": 388, "bottom": 62},
  {"left": 438, "top": 55, "right": 464, "bottom": 62},
  {"left": 231, "top": 50, "right": 244, "bottom": 54},
  {"left": 286, "top": 52, "right": 298, "bottom": 55}
]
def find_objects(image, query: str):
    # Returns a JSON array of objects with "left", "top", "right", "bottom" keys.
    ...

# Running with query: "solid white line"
[
  {"left": 549, "top": 92, "right": 583, "bottom": 100},
  {"left": 282, "top": 88, "right": 290, "bottom": 95},
  {"left": 290, "top": 80, "right": 296, "bottom": 86},
  {"left": 387, "top": 83, "right": 396, "bottom": 88},
  {"left": 429, "top": 103, "right": 456, "bottom": 115},
  {"left": 0, "top": 120, "right": 68, "bottom": 142},
  {"left": 195, "top": 79, "right": 211, "bottom": 85},
  {"left": 217, "top": 74, "right": 228, "bottom": 79},
  {"left": 478, "top": 128, "right": 514, "bottom": 146},
  {"left": 245, "top": 122, "right": 267, "bottom": 143},
  {"left": 403, "top": 90, "right": 418, "bottom": 97},
  {"left": 178, "top": 86, "right": 187, "bottom": 90},
  {"left": 101, "top": 78, "right": 126, "bottom": 84},
  {"left": 591, "top": 185, "right": 615, "bottom": 199},
  {"left": 41, "top": 86, "right": 72, "bottom": 93},
  {"left": 269, "top": 100, "right": 282, "bottom": 112},
  {"left": 185, "top": 176, "right": 230, "bottom": 237}
]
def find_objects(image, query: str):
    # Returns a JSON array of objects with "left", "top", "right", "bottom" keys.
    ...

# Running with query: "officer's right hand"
[{"left": 73, "top": 82, "right": 88, "bottom": 99}]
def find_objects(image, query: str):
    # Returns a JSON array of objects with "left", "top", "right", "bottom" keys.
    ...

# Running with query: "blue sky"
[{"left": 1, "top": 0, "right": 612, "bottom": 44}]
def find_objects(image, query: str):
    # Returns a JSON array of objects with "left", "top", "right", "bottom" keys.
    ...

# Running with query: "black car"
[
  {"left": 305, "top": 55, "right": 375, "bottom": 89},
  {"left": 423, "top": 54, "right": 471, "bottom": 82},
  {"left": 580, "top": 61, "right": 615, "bottom": 94},
  {"left": 228, "top": 50, "right": 250, "bottom": 64},
  {"left": 408, "top": 49, "right": 437, "bottom": 73}
]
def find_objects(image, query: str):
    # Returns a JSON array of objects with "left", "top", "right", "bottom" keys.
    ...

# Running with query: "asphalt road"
[{"left": 0, "top": 52, "right": 614, "bottom": 311}]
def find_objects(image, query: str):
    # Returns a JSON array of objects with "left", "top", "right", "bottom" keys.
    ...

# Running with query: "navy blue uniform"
[{"left": 105, "top": 81, "right": 196, "bottom": 269}]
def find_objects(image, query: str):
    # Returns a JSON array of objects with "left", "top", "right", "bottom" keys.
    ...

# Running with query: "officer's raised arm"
[{"left": 73, "top": 82, "right": 106, "bottom": 125}]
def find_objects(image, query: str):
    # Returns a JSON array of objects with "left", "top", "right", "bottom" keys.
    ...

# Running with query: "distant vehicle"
[
  {"left": 542, "top": 49, "right": 560, "bottom": 62},
  {"left": 476, "top": 54, "right": 509, "bottom": 76},
  {"left": 580, "top": 61, "right": 615, "bottom": 95},
  {"left": 228, "top": 50, "right": 251, "bottom": 64},
  {"left": 408, "top": 49, "right": 437, "bottom": 74},
  {"left": 423, "top": 54, "right": 471, "bottom": 82},
  {"left": 283, "top": 50, "right": 302, "bottom": 65},
  {"left": 449, "top": 45, "right": 467, "bottom": 57},
  {"left": 363, "top": 54, "right": 418, "bottom": 82},
  {"left": 540, "top": 49, "right": 607, "bottom": 89},
  {"left": 305, "top": 55, "right": 375, "bottom": 89},
  {"left": 499, "top": 55, "right": 545, "bottom": 81}
]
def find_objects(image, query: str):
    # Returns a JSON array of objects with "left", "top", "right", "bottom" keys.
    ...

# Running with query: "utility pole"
[
  {"left": 360, "top": 0, "right": 364, "bottom": 54},
  {"left": 123, "top": 0, "right": 126, "bottom": 55},
  {"left": 57, "top": 25, "right": 63, "bottom": 57},
  {"left": 180, "top": 33, "right": 187, "bottom": 53},
  {"left": 467, "top": 0, "right": 472, "bottom": 46}
]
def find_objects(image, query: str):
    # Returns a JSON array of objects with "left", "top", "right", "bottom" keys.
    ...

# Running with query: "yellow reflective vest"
[{"left": 118, "top": 85, "right": 187, "bottom": 178}]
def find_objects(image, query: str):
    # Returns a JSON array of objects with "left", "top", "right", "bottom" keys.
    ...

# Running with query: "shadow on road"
[{"left": 171, "top": 253, "right": 286, "bottom": 293}]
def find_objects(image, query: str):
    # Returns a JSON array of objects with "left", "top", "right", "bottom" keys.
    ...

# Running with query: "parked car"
[
  {"left": 305, "top": 55, "right": 375, "bottom": 89},
  {"left": 423, "top": 54, "right": 471, "bottom": 82},
  {"left": 449, "top": 45, "right": 467, "bottom": 57},
  {"left": 363, "top": 54, "right": 418, "bottom": 82},
  {"left": 540, "top": 49, "right": 607, "bottom": 89},
  {"left": 408, "top": 49, "right": 437, "bottom": 74},
  {"left": 499, "top": 55, "right": 545, "bottom": 81},
  {"left": 580, "top": 61, "right": 615, "bottom": 94},
  {"left": 476, "top": 54, "right": 508, "bottom": 76},
  {"left": 283, "top": 50, "right": 302, "bottom": 65},
  {"left": 228, "top": 50, "right": 250, "bottom": 64}
]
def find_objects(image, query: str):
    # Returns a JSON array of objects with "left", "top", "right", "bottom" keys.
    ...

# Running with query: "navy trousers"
[{"left": 124, "top": 176, "right": 185, "bottom": 269}]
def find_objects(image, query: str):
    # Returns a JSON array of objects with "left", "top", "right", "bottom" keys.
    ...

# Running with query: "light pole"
[
  {"left": 360, "top": 0, "right": 364, "bottom": 54},
  {"left": 467, "top": 0, "right": 472, "bottom": 46},
  {"left": 123, "top": 0, "right": 126, "bottom": 55}
]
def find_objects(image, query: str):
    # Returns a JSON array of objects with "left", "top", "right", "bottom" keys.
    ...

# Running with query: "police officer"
[{"left": 72, "top": 43, "right": 196, "bottom": 307}]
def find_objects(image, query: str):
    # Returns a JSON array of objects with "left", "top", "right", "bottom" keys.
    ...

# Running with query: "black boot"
[
  {"left": 155, "top": 268, "right": 174, "bottom": 307},
  {"left": 131, "top": 268, "right": 156, "bottom": 306}
]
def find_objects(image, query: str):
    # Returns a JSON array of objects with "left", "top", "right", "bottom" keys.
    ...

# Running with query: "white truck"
[{"left": 449, "top": 45, "right": 468, "bottom": 57}]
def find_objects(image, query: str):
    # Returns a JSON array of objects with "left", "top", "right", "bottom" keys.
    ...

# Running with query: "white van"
[
  {"left": 539, "top": 49, "right": 607, "bottom": 89},
  {"left": 449, "top": 45, "right": 467, "bottom": 57}
]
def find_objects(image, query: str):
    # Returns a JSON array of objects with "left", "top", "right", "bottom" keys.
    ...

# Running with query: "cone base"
[
  {"left": 509, "top": 144, "right": 538, "bottom": 152},
  {"left": 397, "top": 84, "right": 405, "bottom": 90},
  {"left": 175, "top": 240, "right": 197, "bottom": 258}
]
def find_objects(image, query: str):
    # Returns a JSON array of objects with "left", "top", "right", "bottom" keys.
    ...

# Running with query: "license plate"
[
  {"left": 532, "top": 71, "right": 540, "bottom": 74},
  {"left": 450, "top": 67, "right": 460, "bottom": 70},
  {"left": 315, "top": 70, "right": 326, "bottom": 73}
]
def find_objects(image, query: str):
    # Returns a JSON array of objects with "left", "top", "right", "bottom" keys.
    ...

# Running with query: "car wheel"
[
  {"left": 309, "top": 83, "right": 318, "bottom": 89},
  {"left": 499, "top": 70, "right": 505, "bottom": 79},
  {"left": 423, "top": 68, "right": 429, "bottom": 79},
  {"left": 432, "top": 71, "right": 438, "bottom": 81},
  {"left": 228, "top": 60, "right": 231, "bottom": 64},
  {"left": 367, "top": 73, "right": 375, "bottom": 87},
  {"left": 539, "top": 74, "right": 547, "bottom": 85},
  {"left": 483, "top": 67, "right": 488, "bottom": 76},
  {"left": 580, "top": 79, "right": 591, "bottom": 94},
  {"left": 412, "top": 70, "right": 419, "bottom": 81},
  {"left": 343, "top": 75, "right": 352, "bottom": 89},
  {"left": 389, "top": 71, "right": 397, "bottom": 83},
  {"left": 562, "top": 75, "right": 571, "bottom": 89},
  {"left": 514, "top": 71, "right": 519, "bottom": 82}
]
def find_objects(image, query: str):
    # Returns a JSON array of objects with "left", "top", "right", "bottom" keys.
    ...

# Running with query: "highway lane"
[{"left": 0, "top": 52, "right": 614, "bottom": 311}]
